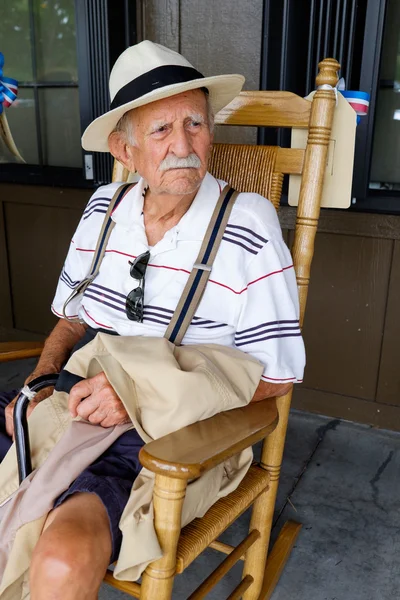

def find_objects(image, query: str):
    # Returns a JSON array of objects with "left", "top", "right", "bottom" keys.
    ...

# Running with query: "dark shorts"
[
  {"left": 0, "top": 327, "right": 145, "bottom": 563},
  {"left": 54, "top": 428, "right": 144, "bottom": 563}
]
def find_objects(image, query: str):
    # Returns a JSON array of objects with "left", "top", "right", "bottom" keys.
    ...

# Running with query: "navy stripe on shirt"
[
  {"left": 225, "top": 223, "right": 268, "bottom": 244},
  {"left": 236, "top": 319, "right": 299, "bottom": 336},
  {"left": 235, "top": 332, "right": 302, "bottom": 347},
  {"left": 82, "top": 292, "right": 227, "bottom": 329},
  {"left": 222, "top": 236, "right": 259, "bottom": 255}
]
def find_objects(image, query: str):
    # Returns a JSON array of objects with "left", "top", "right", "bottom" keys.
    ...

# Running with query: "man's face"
[{"left": 127, "top": 89, "right": 212, "bottom": 196}]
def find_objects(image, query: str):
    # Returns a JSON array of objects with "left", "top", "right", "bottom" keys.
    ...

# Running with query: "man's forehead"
[{"left": 132, "top": 89, "right": 207, "bottom": 123}]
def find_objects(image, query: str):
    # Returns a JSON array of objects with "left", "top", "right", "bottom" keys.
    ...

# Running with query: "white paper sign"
[{"left": 288, "top": 91, "right": 356, "bottom": 209}]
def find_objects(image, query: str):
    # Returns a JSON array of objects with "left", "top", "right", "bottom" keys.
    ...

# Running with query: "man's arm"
[
  {"left": 28, "top": 318, "right": 87, "bottom": 380},
  {"left": 5, "top": 318, "right": 87, "bottom": 436},
  {"left": 65, "top": 373, "right": 290, "bottom": 429},
  {"left": 250, "top": 380, "right": 293, "bottom": 403}
]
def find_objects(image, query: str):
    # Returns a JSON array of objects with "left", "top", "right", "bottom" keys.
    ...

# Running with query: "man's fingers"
[
  {"left": 68, "top": 372, "right": 130, "bottom": 427},
  {"left": 88, "top": 408, "right": 108, "bottom": 425},
  {"left": 75, "top": 396, "right": 102, "bottom": 421},
  {"left": 68, "top": 379, "right": 95, "bottom": 417},
  {"left": 100, "top": 414, "right": 131, "bottom": 428}
]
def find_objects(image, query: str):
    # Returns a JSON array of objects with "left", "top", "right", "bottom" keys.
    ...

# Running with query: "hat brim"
[{"left": 81, "top": 73, "right": 245, "bottom": 152}]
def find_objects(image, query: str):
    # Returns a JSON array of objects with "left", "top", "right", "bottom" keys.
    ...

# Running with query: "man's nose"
[{"left": 170, "top": 126, "right": 192, "bottom": 157}]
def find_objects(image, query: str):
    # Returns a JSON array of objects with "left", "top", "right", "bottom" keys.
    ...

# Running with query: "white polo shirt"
[{"left": 52, "top": 172, "right": 305, "bottom": 384}]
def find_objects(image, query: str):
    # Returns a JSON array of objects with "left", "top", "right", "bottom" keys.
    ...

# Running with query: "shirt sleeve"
[
  {"left": 51, "top": 183, "right": 121, "bottom": 320},
  {"left": 51, "top": 237, "right": 86, "bottom": 320},
  {"left": 234, "top": 237, "right": 305, "bottom": 384}
]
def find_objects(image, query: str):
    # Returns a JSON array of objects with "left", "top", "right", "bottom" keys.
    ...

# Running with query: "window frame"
[
  {"left": 0, "top": 0, "right": 138, "bottom": 189},
  {"left": 259, "top": 0, "right": 400, "bottom": 215},
  {"left": 351, "top": 0, "right": 400, "bottom": 214}
]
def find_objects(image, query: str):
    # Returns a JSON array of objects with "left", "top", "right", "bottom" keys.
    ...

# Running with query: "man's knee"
[
  {"left": 30, "top": 494, "right": 112, "bottom": 594},
  {"left": 30, "top": 527, "right": 96, "bottom": 586}
]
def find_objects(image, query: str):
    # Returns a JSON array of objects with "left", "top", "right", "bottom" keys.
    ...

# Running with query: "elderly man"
[{"left": 0, "top": 41, "right": 304, "bottom": 599}]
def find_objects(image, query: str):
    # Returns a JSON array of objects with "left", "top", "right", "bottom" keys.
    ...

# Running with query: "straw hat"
[{"left": 81, "top": 40, "right": 245, "bottom": 152}]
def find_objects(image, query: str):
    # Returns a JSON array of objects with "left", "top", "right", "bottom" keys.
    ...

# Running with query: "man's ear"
[{"left": 108, "top": 132, "right": 135, "bottom": 171}]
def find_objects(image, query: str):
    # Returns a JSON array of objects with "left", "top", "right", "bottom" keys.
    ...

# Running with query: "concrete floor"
[{"left": 1, "top": 359, "right": 399, "bottom": 600}]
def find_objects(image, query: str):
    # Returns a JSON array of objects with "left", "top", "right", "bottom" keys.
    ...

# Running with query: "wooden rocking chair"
[{"left": 1, "top": 58, "right": 340, "bottom": 599}]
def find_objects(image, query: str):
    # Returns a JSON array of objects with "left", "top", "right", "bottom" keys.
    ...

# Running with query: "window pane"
[
  {"left": 4, "top": 89, "right": 39, "bottom": 164},
  {"left": 370, "top": 0, "right": 400, "bottom": 190},
  {"left": 39, "top": 88, "right": 82, "bottom": 167},
  {"left": 34, "top": 0, "right": 78, "bottom": 82},
  {"left": 0, "top": 1, "right": 33, "bottom": 81}
]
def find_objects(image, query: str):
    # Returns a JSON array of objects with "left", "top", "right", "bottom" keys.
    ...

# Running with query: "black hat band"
[{"left": 110, "top": 65, "right": 207, "bottom": 111}]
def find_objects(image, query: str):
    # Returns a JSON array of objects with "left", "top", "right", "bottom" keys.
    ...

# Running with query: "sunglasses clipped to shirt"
[{"left": 126, "top": 250, "right": 151, "bottom": 322}]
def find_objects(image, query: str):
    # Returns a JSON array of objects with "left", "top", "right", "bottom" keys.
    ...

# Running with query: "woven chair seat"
[{"left": 175, "top": 464, "right": 270, "bottom": 573}]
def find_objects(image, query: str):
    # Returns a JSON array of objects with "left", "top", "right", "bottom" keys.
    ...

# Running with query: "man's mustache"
[{"left": 159, "top": 153, "right": 201, "bottom": 171}]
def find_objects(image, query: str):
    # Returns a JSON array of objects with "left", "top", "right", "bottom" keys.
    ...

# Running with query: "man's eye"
[
  {"left": 190, "top": 121, "right": 201, "bottom": 127},
  {"left": 153, "top": 126, "right": 168, "bottom": 134}
]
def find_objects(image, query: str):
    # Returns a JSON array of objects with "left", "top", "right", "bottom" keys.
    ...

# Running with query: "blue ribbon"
[{"left": 0, "top": 52, "right": 18, "bottom": 115}]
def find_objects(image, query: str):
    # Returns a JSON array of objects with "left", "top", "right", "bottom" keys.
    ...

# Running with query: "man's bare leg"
[{"left": 30, "top": 493, "right": 112, "bottom": 600}]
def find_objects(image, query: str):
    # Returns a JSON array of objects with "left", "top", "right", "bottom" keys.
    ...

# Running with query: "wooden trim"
[
  {"left": 226, "top": 576, "right": 254, "bottom": 600},
  {"left": 291, "top": 58, "right": 339, "bottom": 326},
  {"left": 140, "top": 475, "right": 187, "bottom": 600},
  {"left": 293, "top": 386, "right": 400, "bottom": 431},
  {"left": 275, "top": 148, "right": 305, "bottom": 174},
  {"left": 209, "top": 540, "right": 242, "bottom": 559},
  {"left": 0, "top": 184, "right": 89, "bottom": 211},
  {"left": 103, "top": 571, "right": 140, "bottom": 597},
  {"left": 187, "top": 530, "right": 260, "bottom": 600},
  {"left": 215, "top": 91, "right": 311, "bottom": 128},
  {"left": 0, "top": 342, "right": 44, "bottom": 363},
  {"left": 278, "top": 205, "right": 400, "bottom": 240}
]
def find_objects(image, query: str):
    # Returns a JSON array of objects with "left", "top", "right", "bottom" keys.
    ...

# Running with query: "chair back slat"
[
  {"left": 215, "top": 91, "right": 312, "bottom": 128},
  {"left": 275, "top": 148, "right": 305, "bottom": 175}
]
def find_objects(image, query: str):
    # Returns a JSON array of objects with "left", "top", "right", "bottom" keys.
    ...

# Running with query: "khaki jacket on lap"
[{"left": 0, "top": 333, "right": 263, "bottom": 600}]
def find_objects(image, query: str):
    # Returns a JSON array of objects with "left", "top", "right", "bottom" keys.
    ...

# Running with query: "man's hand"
[
  {"left": 5, "top": 385, "right": 55, "bottom": 438},
  {"left": 68, "top": 372, "right": 131, "bottom": 428}
]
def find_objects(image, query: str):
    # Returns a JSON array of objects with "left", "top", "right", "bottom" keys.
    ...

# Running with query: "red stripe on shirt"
[
  {"left": 51, "top": 305, "right": 78, "bottom": 319},
  {"left": 75, "top": 248, "right": 136, "bottom": 259},
  {"left": 74, "top": 248, "right": 294, "bottom": 295},
  {"left": 247, "top": 265, "right": 294, "bottom": 288},
  {"left": 82, "top": 306, "right": 113, "bottom": 329}
]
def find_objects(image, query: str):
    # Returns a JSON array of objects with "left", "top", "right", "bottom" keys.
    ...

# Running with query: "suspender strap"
[
  {"left": 62, "top": 183, "right": 134, "bottom": 322},
  {"left": 165, "top": 185, "right": 239, "bottom": 345}
]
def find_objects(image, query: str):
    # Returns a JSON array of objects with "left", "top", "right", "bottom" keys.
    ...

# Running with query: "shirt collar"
[{"left": 111, "top": 172, "right": 225, "bottom": 241}]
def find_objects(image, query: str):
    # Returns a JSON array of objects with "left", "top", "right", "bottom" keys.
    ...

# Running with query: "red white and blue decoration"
[
  {"left": 337, "top": 78, "right": 370, "bottom": 124},
  {"left": 0, "top": 52, "right": 18, "bottom": 114},
  {"left": 0, "top": 52, "right": 24, "bottom": 162}
]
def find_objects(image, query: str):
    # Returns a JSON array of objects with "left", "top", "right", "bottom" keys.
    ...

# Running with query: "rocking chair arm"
[
  {"left": 0, "top": 341, "right": 44, "bottom": 363},
  {"left": 139, "top": 398, "right": 279, "bottom": 480}
]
